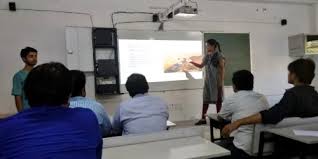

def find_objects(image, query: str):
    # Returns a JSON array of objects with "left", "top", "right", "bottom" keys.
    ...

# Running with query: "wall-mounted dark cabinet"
[{"left": 92, "top": 28, "right": 120, "bottom": 95}]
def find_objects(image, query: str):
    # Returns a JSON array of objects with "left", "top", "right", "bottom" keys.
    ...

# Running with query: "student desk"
[
  {"left": 109, "top": 116, "right": 176, "bottom": 130},
  {"left": 102, "top": 136, "right": 230, "bottom": 159},
  {"left": 258, "top": 123, "right": 318, "bottom": 158},
  {"left": 103, "top": 127, "right": 230, "bottom": 159}
]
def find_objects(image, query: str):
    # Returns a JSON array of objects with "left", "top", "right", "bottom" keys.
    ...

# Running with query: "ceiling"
[
  {"left": 206, "top": 0, "right": 318, "bottom": 4},
  {"left": 148, "top": 0, "right": 318, "bottom": 12}
]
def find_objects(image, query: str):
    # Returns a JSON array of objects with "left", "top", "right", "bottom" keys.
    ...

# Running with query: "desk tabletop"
[
  {"left": 265, "top": 123, "right": 318, "bottom": 144},
  {"left": 102, "top": 136, "right": 230, "bottom": 159}
]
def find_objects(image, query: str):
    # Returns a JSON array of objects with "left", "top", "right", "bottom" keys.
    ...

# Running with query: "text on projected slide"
[{"left": 119, "top": 39, "right": 203, "bottom": 84}]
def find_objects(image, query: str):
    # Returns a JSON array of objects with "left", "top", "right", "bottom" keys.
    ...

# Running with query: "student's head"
[
  {"left": 70, "top": 70, "right": 86, "bottom": 97},
  {"left": 288, "top": 58, "right": 315, "bottom": 85},
  {"left": 20, "top": 47, "right": 38, "bottom": 66},
  {"left": 232, "top": 70, "right": 254, "bottom": 92},
  {"left": 206, "top": 39, "right": 221, "bottom": 54},
  {"left": 24, "top": 62, "right": 72, "bottom": 107},
  {"left": 125, "top": 73, "right": 149, "bottom": 97}
]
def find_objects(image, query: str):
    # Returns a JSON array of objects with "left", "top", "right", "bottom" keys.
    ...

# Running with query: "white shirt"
[{"left": 218, "top": 90, "right": 269, "bottom": 155}]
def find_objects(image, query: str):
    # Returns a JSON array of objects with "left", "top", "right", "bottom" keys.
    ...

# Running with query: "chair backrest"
[
  {"left": 103, "top": 126, "right": 205, "bottom": 148},
  {"left": 251, "top": 116, "right": 318, "bottom": 155}
]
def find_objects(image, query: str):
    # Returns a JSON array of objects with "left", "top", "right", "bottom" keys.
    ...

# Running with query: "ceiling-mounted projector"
[
  {"left": 158, "top": 0, "right": 198, "bottom": 21},
  {"left": 174, "top": 5, "right": 198, "bottom": 17}
]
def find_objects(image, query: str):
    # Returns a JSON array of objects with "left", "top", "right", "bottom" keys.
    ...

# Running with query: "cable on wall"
[
  {"left": 114, "top": 20, "right": 155, "bottom": 27},
  {"left": 0, "top": 8, "right": 94, "bottom": 27}
]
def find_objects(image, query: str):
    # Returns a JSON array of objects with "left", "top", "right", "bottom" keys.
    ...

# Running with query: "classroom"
[{"left": 1, "top": 0, "right": 318, "bottom": 158}]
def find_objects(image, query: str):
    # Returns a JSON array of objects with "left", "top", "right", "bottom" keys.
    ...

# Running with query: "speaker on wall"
[
  {"left": 9, "top": 2, "right": 16, "bottom": 11},
  {"left": 281, "top": 19, "right": 287, "bottom": 26}
]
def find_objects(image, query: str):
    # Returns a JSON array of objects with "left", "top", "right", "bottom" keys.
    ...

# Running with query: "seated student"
[
  {"left": 112, "top": 73, "right": 169, "bottom": 135},
  {"left": 218, "top": 70, "right": 269, "bottom": 158},
  {"left": 69, "top": 70, "right": 112, "bottom": 137},
  {"left": 0, "top": 63, "right": 102, "bottom": 159},
  {"left": 223, "top": 58, "right": 318, "bottom": 136}
]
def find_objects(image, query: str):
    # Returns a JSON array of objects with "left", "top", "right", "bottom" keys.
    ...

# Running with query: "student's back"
[
  {"left": 69, "top": 70, "right": 112, "bottom": 137},
  {"left": 218, "top": 70, "right": 269, "bottom": 157},
  {"left": 1, "top": 62, "right": 102, "bottom": 159},
  {"left": 118, "top": 94, "right": 168, "bottom": 135},
  {"left": 0, "top": 106, "right": 102, "bottom": 159},
  {"left": 112, "top": 73, "right": 169, "bottom": 135},
  {"left": 219, "top": 91, "right": 269, "bottom": 155},
  {"left": 261, "top": 85, "right": 318, "bottom": 124},
  {"left": 290, "top": 85, "right": 318, "bottom": 116}
]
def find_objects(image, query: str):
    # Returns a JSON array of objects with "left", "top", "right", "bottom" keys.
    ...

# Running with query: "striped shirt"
[{"left": 70, "top": 96, "right": 112, "bottom": 137}]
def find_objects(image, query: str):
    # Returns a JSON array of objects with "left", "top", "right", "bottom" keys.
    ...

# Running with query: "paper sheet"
[
  {"left": 167, "top": 120, "right": 176, "bottom": 127},
  {"left": 293, "top": 130, "right": 318, "bottom": 137}
]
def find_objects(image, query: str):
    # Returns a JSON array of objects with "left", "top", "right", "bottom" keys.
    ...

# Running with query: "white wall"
[{"left": 0, "top": 0, "right": 315, "bottom": 121}]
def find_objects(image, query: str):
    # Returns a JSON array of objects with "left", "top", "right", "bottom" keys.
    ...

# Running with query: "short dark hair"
[
  {"left": 24, "top": 62, "right": 72, "bottom": 107},
  {"left": 232, "top": 70, "right": 254, "bottom": 91},
  {"left": 20, "top": 47, "right": 37, "bottom": 58},
  {"left": 125, "top": 73, "right": 149, "bottom": 97},
  {"left": 70, "top": 70, "right": 86, "bottom": 97},
  {"left": 288, "top": 58, "right": 315, "bottom": 84}
]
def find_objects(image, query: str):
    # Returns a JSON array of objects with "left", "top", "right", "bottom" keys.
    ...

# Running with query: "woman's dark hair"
[
  {"left": 70, "top": 70, "right": 86, "bottom": 97},
  {"left": 288, "top": 58, "right": 315, "bottom": 84},
  {"left": 232, "top": 70, "right": 254, "bottom": 91},
  {"left": 20, "top": 47, "right": 37, "bottom": 58},
  {"left": 24, "top": 62, "right": 72, "bottom": 107},
  {"left": 206, "top": 39, "right": 221, "bottom": 52},
  {"left": 125, "top": 73, "right": 149, "bottom": 97}
]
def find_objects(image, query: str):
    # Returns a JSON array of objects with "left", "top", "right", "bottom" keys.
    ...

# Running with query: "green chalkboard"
[{"left": 204, "top": 33, "right": 251, "bottom": 86}]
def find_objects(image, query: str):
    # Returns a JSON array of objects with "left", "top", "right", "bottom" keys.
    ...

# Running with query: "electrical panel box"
[{"left": 92, "top": 28, "right": 120, "bottom": 95}]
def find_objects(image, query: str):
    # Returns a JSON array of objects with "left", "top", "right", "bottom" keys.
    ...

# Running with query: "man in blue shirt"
[
  {"left": 12, "top": 47, "right": 38, "bottom": 112},
  {"left": 1, "top": 62, "right": 102, "bottom": 159},
  {"left": 112, "top": 73, "right": 169, "bottom": 135},
  {"left": 69, "top": 70, "right": 112, "bottom": 137}
]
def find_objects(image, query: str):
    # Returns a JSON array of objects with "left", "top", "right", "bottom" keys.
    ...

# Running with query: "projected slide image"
[
  {"left": 164, "top": 55, "right": 202, "bottom": 73},
  {"left": 306, "top": 40, "right": 318, "bottom": 54},
  {"left": 119, "top": 39, "right": 203, "bottom": 84}
]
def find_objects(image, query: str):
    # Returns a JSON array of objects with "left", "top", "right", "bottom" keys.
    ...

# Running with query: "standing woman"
[{"left": 190, "top": 39, "right": 225, "bottom": 125}]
